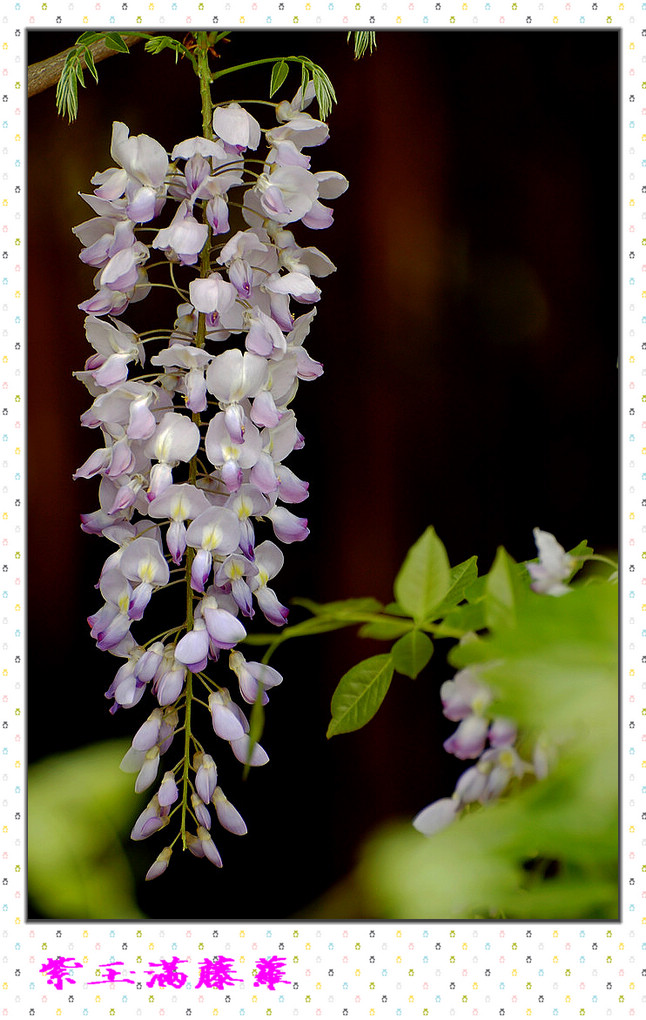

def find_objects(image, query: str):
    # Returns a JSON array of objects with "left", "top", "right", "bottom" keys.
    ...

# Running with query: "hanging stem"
[{"left": 179, "top": 31, "right": 216, "bottom": 851}]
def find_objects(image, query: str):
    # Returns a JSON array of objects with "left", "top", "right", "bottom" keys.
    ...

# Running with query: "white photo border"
[{"left": 3, "top": 0, "right": 636, "bottom": 1016}]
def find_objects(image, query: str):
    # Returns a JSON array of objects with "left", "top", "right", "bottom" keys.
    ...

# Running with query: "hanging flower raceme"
[{"left": 72, "top": 71, "right": 347, "bottom": 877}]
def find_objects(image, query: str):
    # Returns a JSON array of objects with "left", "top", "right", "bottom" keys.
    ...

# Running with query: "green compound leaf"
[
  {"left": 269, "top": 59, "right": 289, "bottom": 97},
  {"left": 394, "top": 527, "right": 451, "bottom": 623},
  {"left": 391, "top": 630, "right": 434, "bottom": 679},
  {"left": 327, "top": 654, "right": 394, "bottom": 738}
]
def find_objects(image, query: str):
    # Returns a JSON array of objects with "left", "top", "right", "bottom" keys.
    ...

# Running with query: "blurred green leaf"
[
  {"left": 567, "top": 538, "right": 594, "bottom": 560},
  {"left": 327, "top": 654, "right": 394, "bottom": 737},
  {"left": 435, "top": 599, "right": 487, "bottom": 637},
  {"left": 359, "top": 618, "right": 413, "bottom": 641},
  {"left": 350, "top": 576, "right": 618, "bottom": 919},
  {"left": 293, "top": 596, "right": 383, "bottom": 617},
  {"left": 391, "top": 630, "right": 434, "bottom": 679},
  {"left": 383, "top": 601, "right": 411, "bottom": 617},
  {"left": 484, "top": 546, "right": 525, "bottom": 631},
  {"left": 394, "top": 527, "right": 451, "bottom": 623},
  {"left": 29, "top": 740, "right": 144, "bottom": 919},
  {"left": 429, "top": 556, "right": 479, "bottom": 619}
]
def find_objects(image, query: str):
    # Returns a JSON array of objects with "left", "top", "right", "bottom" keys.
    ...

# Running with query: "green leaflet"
[
  {"left": 435, "top": 599, "right": 487, "bottom": 637},
  {"left": 391, "top": 630, "right": 434, "bottom": 679},
  {"left": 429, "top": 555, "right": 479, "bottom": 618},
  {"left": 327, "top": 654, "right": 394, "bottom": 738},
  {"left": 393, "top": 526, "right": 451, "bottom": 623},
  {"left": 347, "top": 31, "right": 378, "bottom": 60},
  {"left": 269, "top": 59, "right": 289, "bottom": 97},
  {"left": 104, "top": 32, "right": 130, "bottom": 52},
  {"left": 484, "top": 546, "right": 525, "bottom": 631}
]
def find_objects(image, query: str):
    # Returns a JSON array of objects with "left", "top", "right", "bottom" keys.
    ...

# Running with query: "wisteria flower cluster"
[
  {"left": 73, "top": 81, "right": 347, "bottom": 877},
  {"left": 412, "top": 528, "right": 572, "bottom": 838}
]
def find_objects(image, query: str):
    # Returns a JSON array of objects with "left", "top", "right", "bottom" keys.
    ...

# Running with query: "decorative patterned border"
[{"left": 2, "top": 1, "right": 637, "bottom": 1016}]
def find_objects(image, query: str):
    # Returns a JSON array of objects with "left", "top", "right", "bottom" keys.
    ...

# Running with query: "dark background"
[{"left": 27, "top": 28, "right": 618, "bottom": 919}]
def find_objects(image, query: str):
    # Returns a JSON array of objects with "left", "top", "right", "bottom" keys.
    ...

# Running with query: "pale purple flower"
[
  {"left": 194, "top": 752, "right": 218, "bottom": 803},
  {"left": 148, "top": 483, "right": 211, "bottom": 564},
  {"left": 131, "top": 707, "right": 163, "bottom": 751},
  {"left": 229, "top": 734, "right": 270, "bottom": 767},
  {"left": 152, "top": 200, "right": 209, "bottom": 266},
  {"left": 254, "top": 165, "right": 319, "bottom": 224},
  {"left": 488, "top": 717, "right": 517, "bottom": 748},
  {"left": 412, "top": 797, "right": 460, "bottom": 837},
  {"left": 144, "top": 411, "right": 201, "bottom": 500},
  {"left": 197, "top": 825, "right": 223, "bottom": 867},
  {"left": 189, "top": 273, "right": 238, "bottom": 316},
  {"left": 206, "top": 349, "right": 269, "bottom": 408},
  {"left": 263, "top": 270, "right": 321, "bottom": 305},
  {"left": 134, "top": 746, "right": 161, "bottom": 794},
  {"left": 268, "top": 106, "right": 329, "bottom": 150},
  {"left": 152, "top": 652, "right": 186, "bottom": 707},
  {"left": 454, "top": 765, "right": 489, "bottom": 805},
  {"left": 131, "top": 795, "right": 170, "bottom": 841},
  {"left": 145, "top": 846, "right": 172, "bottom": 881},
  {"left": 229, "top": 650, "right": 283, "bottom": 705},
  {"left": 443, "top": 714, "right": 490, "bottom": 760},
  {"left": 100, "top": 121, "right": 169, "bottom": 223},
  {"left": 191, "top": 792, "right": 213, "bottom": 830},
  {"left": 478, "top": 746, "right": 533, "bottom": 801},
  {"left": 88, "top": 568, "right": 133, "bottom": 651},
  {"left": 99, "top": 242, "right": 149, "bottom": 292},
  {"left": 213, "top": 554, "right": 258, "bottom": 618},
  {"left": 204, "top": 413, "right": 263, "bottom": 493},
  {"left": 526, "top": 527, "right": 574, "bottom": 596},
  {"left": 212, "top": 786, "right": 247, "bottom": 835},
  {"left": 171, "top": 136, "right": 223, "bottom": 161},
  {"left": 206, "top": 195, "right": 230, "bottom": 234},
  {"left": 440, "top": 669, "right": 493, "bottom": 722},
  {"left": 244, "top": 307, "right": 287, "bottom": 357},
  {"left": 225, "top": 483, "right": 269, "bottom": 558},
  {"left": 249, "top": 540, "right": 288, "bottom": 626},
  {"left": 175, "top": 619, "right": 210, "bottom": 672},
  {"left": 213, "top": 103, "right": 261, "bottom": 152},
  {"left": 208, "top": 689, "right": 246, "bottom": 741},
  {"left": 266, "top": 505, "right": 309, "bottom": 544},
  {"left": 185, "top": 507, "right": 241, "bottom": 591}
]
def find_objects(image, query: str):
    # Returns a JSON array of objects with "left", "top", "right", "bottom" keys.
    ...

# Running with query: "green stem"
[
  {"left": 211, "top": 55, "right": 305, "bottom": 82},
  {"left": 582, "top": 554, "right": 618, "bottom": 570}
]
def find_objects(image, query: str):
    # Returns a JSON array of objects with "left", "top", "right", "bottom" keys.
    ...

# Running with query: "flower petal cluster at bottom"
[{"left": 412, "top": 664, "right": 535, "bottom": 838}]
